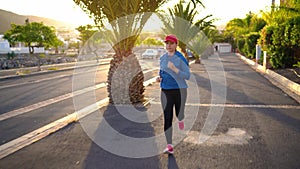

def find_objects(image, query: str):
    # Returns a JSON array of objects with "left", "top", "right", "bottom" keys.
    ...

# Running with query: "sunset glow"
[{"left": 0, "top": 0, "right": 274, "bottom": 27}]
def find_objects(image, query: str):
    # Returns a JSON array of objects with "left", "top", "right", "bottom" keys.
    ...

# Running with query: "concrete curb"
[{"left": 237, "top": 53, "right": 300, "bottom": 104}]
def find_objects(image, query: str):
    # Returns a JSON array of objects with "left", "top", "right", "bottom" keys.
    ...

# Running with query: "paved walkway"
[{"left": 0, "top": 53, "right": 299, "bottom": 169}]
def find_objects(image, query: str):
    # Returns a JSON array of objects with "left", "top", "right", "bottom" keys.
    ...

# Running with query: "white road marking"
[
  {"left": 0, "top": 97, "right": 109, "bottom": 160},
  {"left": 150, "top": 101, "right": 300, "bottom": 109},
  {"left": 0, "top": 77, "right": 156, "bottom": 160},
  {"left": 0, "top": 83, "right": 107, "bottom": 122},
  {"left": 0, "top": 69, "right": 158, "bottom": 122},
  {"left": 143, "top": 68, "right": 159, "bottom": 74}
]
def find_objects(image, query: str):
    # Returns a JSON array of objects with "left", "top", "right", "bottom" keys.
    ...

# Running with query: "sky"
[{"left": 0, "top": 0, "right": 278, "bottom": 28}]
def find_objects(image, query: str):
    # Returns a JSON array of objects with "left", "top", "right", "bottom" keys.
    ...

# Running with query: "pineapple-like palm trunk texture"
[
  {"left": 107, "top": 53, "right": 145, "bottom": 104},
  {"left": 178, "top": 42, "right": 189, "bottom": 62}
]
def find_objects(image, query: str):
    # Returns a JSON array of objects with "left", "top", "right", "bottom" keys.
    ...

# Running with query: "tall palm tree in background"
[
  {"left": 74, "top": 0, "right": 168, "bottom": 104},
  {"left": 263, "top": 0, "right": 300, "bottom": 25},
  {"left": 224, "top": 12, "right": 266, "bottom": 45},
  {"left": 158, "top": 0, "right": 215, "bottom": 62},
  {"left": 224, "top": 18, "right": 248, "bottom": 40},
  {"left": 272, "top": 0, "right": 276, "bottom": 8}
]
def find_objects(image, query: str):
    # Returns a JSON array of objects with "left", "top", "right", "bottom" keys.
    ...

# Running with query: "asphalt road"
[
  {"left": 0, "top": 53, "right": 300, "bottom": 169},
  {"left": 0, "top": 58, "right": 159, "bottom": 146}
]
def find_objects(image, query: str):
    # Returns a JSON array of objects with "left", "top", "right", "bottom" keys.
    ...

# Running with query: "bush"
[
  {"left": 244, "top": 32, "right": 260, "bottom": 59},
  {"left": 258, "top": 25, "right": 275, "bottom": 51},
  {"left": 259, "top": 16, "right": 300, "bottom": 68},
  {"left": 7, "top": 51, "right": 15, "bottom": 60},
  {"left": 269, "top": 46, "right": 293, "bottom": 68},
  {"left": 270, "top": 17, "right": 300, "bottom": 68},
  {"left": 293, "top": 61, "right": 300, "bottom": 68},
  {"left": 237, "top": 38, "right": 245, "bottom": 55}
]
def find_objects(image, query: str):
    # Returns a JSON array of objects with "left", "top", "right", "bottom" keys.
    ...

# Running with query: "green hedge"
[
  {"left": 258, "top": 25, "right": 275, "bottom": 51},
  {"left": 259, "top": 16, "right": 300, "bottom": 68},
  {"left": 244, "top": 32, "right": 260, "bottom": 59},
  {"left": 237, "top": 38, "right": 245, "bottom": 55},
  {"left": 236, "top": 33, "right": 260, "bottom": 59}
]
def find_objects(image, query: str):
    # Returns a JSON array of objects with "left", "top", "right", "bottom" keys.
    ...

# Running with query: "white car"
[{"left": 141, "top": 49, "right": 159, "bottom": 59}]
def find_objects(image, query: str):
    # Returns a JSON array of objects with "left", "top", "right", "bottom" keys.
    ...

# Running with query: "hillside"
[{"left": 0, "top": 9, "right": 75, "bottom": 34}]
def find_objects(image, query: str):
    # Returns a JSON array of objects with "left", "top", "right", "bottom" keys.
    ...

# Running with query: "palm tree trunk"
[
  {"left": 178, "top": 42, "right": 189, "bottom": 62},
  {"left": 195, "top": 57, "right": 201, "bottom": 64},
  {"left": 272, "top": 0, "right": 275, "bottom": 6},
  {"left": 272, "top": 0, "right": 276, "bottom": 11},
  {"left": 107, "top": 50, "right": 145, "bottom": 104}
]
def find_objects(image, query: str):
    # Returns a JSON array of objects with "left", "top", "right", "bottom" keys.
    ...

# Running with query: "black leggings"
[{"left": 161, "top": 88, "right": 187, "bottom": 144}]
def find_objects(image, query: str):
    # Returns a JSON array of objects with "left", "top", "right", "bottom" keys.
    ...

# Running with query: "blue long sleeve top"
[{"left": 159, "top": 51, "right": 190, "bottom": 89}]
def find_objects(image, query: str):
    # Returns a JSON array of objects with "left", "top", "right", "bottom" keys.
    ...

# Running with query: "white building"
[
  {"left": 0, "top": 34, "right": 44, "bottom": 54},
  {"left": 0, "top": 35, "right": 11, "bottom": 53},
  {"left": 214, "top": 43, "right": 232, "bottom": 53}
]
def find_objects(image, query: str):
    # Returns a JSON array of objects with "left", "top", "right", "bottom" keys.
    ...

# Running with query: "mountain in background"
[{"left": 0, "top": 9, "right": 75, "bottom": 34}]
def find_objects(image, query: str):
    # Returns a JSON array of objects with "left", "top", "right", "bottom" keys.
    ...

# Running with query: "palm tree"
[
  {"left": 224, "top": 13, "right": 257, "bottom": 40},
  {"left": 158, "top": 0, "right": 215, "bottom": 62},
  {"left": 74, "top": 0, "right": 168, "bottom": 104},
  {"left": 262, "top": 0, "right": 300, "bottom": 25}
]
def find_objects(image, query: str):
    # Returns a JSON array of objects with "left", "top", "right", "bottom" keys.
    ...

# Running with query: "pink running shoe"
[
  {"left": 179, "top": 120, "right": 184, "bottom": 130},
  {"left": 163, "top": 144, "right": 174, "bottom": 154}
]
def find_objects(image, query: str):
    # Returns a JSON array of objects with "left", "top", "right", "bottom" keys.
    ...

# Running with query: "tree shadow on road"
[{"left": 83, "top": 104, "right": 161, "bottom": 169}]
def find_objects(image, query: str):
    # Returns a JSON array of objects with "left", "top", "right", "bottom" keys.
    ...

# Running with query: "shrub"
[
  {"left": 7, "top": 51, "right": 15, "bottom": 60},
  {"left": 258, "top": 25, "right": 276, "bottom": 51},
  {"left": 293, "top": 61, "right": 300, "bottom": 68},
  {"left": 259, "top": 16, "right": 300, "bottom": 68},
  {"left": 244, "top": 32, "right": 260, "bottom": 59},
  {"left": 237, "top": 38, "right": 245, "bottom": 55},
  {"left": 270, "top": 17, "right": 300, "bottom": 68}
]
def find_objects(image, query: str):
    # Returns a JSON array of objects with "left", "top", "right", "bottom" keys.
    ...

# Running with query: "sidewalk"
[{"left": 0, "top": 53, "right": 299, "bottom": 169}]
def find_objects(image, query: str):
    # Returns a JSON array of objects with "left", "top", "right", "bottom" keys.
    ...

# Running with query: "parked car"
[
  {"left": 141, "top": 49, "right": 159, "bottom": 59},
  {"left": 187, "top": 49, "right": 194, "bottom": 58},
  {"left": 157, "top": 48, "right": 166, "bottom": 56}
]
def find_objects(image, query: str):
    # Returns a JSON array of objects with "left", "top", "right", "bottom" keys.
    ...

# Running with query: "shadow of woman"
[
  {"left": 82, "top": 104, "right": 161, "bottom": 169},
  {"left": 168, "top": 155, "right": 179, "bottom": 169}
]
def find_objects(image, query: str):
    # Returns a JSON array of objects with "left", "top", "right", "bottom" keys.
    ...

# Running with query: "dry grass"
[
  {"left": 15, "top": 70, "right": 31, "bottom": 75},
  {"left": 47, "top": 67, "right": 60, "bottom": 71}
]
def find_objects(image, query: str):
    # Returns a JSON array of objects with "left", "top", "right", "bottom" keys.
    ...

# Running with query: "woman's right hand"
[{"left": 156, "top": 77, "right": 162, "bottom": 82}]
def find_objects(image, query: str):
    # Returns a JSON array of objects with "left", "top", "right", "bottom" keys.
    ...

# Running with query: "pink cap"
[{"left": 164, "top": 34, "right": 178, "bottom": 44}]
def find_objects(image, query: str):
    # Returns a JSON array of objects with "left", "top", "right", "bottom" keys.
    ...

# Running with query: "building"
[
  {"left": 0, "top": 35, "right": 44, "bottom": 54},
  {"left": 214, "top": 43, "right": 232, "bottom": 53},
  {"left": 0, "top": 35, "right": 11, "bottom": 53}
]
